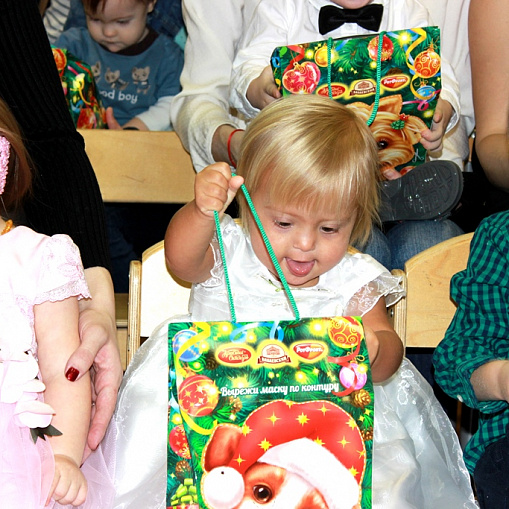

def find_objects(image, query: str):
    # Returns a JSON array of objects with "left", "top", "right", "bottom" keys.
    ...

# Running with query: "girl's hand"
[
  {"left": 47, "top": 455, "right": 87, "bottom": 507},
  {"left": 420, "top": 98, "right": 453, "bottom": 153},
  {"left": 194, "top": 163, "right": 244, "bottom": 219},
  {"left": 246, "top": 66, "right": 281, "bottom": 110}
]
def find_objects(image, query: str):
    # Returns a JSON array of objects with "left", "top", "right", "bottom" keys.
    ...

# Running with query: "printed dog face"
[
  {"left": 347, "top": 94, "right": 427, "bottom": 174},
  {"left": 202, "top": 424, "right": 360, "bottom": 509}
]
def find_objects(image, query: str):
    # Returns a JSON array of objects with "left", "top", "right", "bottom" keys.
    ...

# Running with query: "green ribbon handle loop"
[{"left": 213, "top": 178, "right": 300, "bottom": 323}]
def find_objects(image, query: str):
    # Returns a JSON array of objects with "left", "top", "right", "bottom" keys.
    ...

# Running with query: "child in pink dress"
[{"left": 0, "top": 98, "right": 113, "bottom": 507}]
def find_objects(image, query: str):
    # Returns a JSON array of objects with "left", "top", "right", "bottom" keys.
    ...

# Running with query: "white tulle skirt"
[{"left": 109, "top": 320, "right": 478, "bottom": 509}]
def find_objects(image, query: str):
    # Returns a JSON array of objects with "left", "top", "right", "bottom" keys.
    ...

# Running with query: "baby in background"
[{"left": 56, "top": 0, "right": 183, "bottom": 131}]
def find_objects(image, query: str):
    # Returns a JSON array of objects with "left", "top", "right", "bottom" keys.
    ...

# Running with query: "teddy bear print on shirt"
[{"left": 132, "top": 66, "right": 151, "bottom": 95}]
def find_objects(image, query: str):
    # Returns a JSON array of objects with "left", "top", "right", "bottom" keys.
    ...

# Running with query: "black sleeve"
[{"left": 0, "top": 0, "right": 111, "bottom": 271}]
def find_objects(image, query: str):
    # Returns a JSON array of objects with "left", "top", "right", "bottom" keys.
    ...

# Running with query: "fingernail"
[{"left": 66, "top": 367, "right": 80, "bottom": 381}]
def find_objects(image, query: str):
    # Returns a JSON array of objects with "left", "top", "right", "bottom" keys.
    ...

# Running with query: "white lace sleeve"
[
  {"left": 34, "top": 234, "right": 91, "bottom": 305},
  {"left": 343, "top": 272, "right": 405, "bottom": 316}
]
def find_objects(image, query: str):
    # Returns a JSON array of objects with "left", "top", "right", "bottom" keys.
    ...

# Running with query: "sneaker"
[{"left": 379, "top": 160, "right": 464, "bottom": 223}]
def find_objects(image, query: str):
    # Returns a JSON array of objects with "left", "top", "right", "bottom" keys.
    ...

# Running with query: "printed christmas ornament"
[
  {"left": 414, "top": 47, "right": 441, "bottom": 78},
  {"left": 178, "top": 375, "right": 219, "bottom": 417},
  {"left": 169, "top": 424, "right": 191, "bottom": 459},
  {"left": 282, "top": 62, "right": 321, "bottom": 94},
  {"left": 368, "top": 34, "right": 394, "bottom": 61}
]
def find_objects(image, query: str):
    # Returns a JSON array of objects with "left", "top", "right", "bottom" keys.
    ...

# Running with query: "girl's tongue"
[{"left": 285, "top": 259, "right": 315, "bottom": 277}]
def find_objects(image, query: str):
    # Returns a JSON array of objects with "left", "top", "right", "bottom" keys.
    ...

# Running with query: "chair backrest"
[
  {"left": 127, "top": 240, "right": 191, "bottom": 365},
  {"left": 403, "top": 232, "right": 474, "bottom": 348}
]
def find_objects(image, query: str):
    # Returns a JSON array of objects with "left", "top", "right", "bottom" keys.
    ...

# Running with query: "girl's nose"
[{"left": 293, "top": 231, "right": 316, "bottom": 251}]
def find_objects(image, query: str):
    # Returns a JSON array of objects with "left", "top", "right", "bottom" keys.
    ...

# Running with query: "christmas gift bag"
[
  {"left": 167, "top": 184, "right": 374, "bottom": 509},
  {"left": 271, "top": 27, "right": 441, "bottom": 174},
  {"left": 52, "top": 46, "right": 107, "bottom": 129}
]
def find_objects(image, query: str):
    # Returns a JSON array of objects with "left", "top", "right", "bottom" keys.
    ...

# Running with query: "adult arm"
[
  {"left": 469, "top": 0, "right": 509, "bottom": 191},
  {"left": 171, "top": 0, "right": 256, "bottom": 170}
]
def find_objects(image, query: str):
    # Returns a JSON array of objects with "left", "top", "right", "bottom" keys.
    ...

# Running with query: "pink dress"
[{"left": 0, "top": 226, "right": 114, "bottom": 508}]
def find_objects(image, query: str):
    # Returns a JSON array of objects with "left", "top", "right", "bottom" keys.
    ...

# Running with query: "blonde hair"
[{"left": 236, "top": 95, "right": 380, "bottom": 245}]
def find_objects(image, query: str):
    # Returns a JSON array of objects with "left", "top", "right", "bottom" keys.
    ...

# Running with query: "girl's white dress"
[{"left": 111, "top": 216, "right": 477, "bottom": 508}]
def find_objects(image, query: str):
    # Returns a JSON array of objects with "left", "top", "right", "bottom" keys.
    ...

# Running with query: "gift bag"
[
  {"left": 52, "top": 46, "right": 107, "bottom": 129},
  {"left": 167, "top": 183, "right": 374, "bottom": 509},
  {"left": 271, "top": 27, "right": 441, "bottom": 174}
]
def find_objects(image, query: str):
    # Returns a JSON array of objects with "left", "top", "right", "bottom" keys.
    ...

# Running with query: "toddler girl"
[
  {"left": 0, "top": 99, "right": 113, "bottom": 508},
  {"left": 164, "top": 94, "right": 476, "bottom": 507}
]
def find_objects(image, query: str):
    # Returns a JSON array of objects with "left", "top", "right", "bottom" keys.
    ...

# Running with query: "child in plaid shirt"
[{"left": 434, "top": 210, "right": 509, "bottom": 508}]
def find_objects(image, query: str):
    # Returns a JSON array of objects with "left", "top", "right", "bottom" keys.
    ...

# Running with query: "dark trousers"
[{"left": 474, "top": 431, "right": 509, "bottom": 508}]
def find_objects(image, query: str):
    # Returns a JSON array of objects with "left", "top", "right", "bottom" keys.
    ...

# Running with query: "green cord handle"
[
  {"left": 213, "top": 177, "right": 300, "bottom": 323},
  {"left": 327, "top": 31, "right": 385, "bottom": 125}
]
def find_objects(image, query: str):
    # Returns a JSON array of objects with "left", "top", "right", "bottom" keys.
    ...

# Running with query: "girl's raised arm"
[{"left": 165, "top": 162, "right": 243, "bottom": 283}]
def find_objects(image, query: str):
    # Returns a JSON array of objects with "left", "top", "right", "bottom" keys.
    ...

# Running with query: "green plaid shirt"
[{"left": 434, "top": 211, "right": 509, "bottom": 474}]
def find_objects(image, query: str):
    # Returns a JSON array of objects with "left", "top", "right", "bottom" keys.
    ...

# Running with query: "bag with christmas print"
[
  {"left": 167, "top": 186, "right": 374, "bottom": 509},
  {"left": 271, "top": 27, "right": 441, "bottom": 174},
  {"left": 52, "top": 46, "right": 107, "bottom": 129}
]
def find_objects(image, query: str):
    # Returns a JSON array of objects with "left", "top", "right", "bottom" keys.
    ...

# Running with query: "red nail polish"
[{"left": 66, "top": 367, "right": 79, "bottom": 381}]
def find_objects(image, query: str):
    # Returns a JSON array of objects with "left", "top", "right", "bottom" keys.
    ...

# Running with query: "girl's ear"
[{"left": 147, "top": 0, "right": 157, "bottom": 14}]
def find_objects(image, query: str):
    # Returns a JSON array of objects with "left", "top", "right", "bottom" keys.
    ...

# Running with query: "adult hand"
[
  {"left": 246, "top": 66, "right": 281, "bottom": 110},
  {"left": 65, "top": 267, "right": 122, "bottom": 458}
]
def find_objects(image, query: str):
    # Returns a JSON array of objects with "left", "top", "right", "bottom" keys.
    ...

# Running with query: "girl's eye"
[
  {"left": 321, "top": 226, "right": 339, "bottom": 234},
  {"left": 275, "top": 221, "right": 291, "bottom": 228}
]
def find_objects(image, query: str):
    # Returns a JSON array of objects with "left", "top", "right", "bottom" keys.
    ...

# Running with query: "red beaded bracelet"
[{"left": 227, "top": 129, "right": 244, "bottom": 168}]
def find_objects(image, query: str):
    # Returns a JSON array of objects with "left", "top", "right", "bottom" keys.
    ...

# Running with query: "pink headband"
[{"left": 0, "top": 135, "right": 10, "bottom": 195}]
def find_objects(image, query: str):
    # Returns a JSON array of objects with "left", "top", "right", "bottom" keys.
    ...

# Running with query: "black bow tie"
[{"left": 318, "top": 4, "right": 384, "bottom": 34}]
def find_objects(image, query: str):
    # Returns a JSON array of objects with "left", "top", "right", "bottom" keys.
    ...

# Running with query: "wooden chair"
[
  {"left": 127, "top": 241, "right": 191, "bottom": 366},
  {"left": 402, "top": 232, "right": 473, "bottom": 349},
  {"left": 79, "top": 130, "right": 195, "bottom": 369}
]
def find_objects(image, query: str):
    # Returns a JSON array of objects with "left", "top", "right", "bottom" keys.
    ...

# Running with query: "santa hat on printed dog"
[{"left": 202, "top": 399, "right": 366, "bottom": 509}]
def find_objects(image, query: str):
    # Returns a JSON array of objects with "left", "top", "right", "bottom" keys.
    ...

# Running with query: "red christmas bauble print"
[
  {"left": 328, "top": 317, "right": 363, "bottom": 348},
  {"left": 77, "top": 108, "right": 97, "bottom": 129},
  {"left": 52, "top": 47, "right": 67, "bottom": 74},
  {"left": 282, "top": 61, "right": 321, "bottom": 94},
  {"left": 169, "top": 424, "right": 191, "bottom": 459},
  {"left": 368, "top": 35, "right": 394, "bottom": 61},
  {"left": 414, "top": 48, "right": 441, "bottom": 78},
  {"left": 178, "top": 375, "right": 219, "bottom": 417}
]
